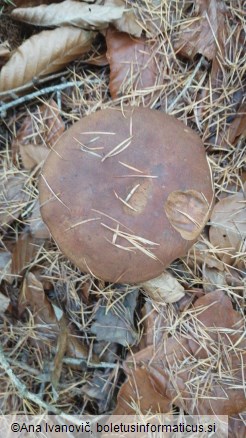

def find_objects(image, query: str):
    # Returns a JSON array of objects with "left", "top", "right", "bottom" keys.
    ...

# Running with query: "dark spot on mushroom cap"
[{"left": 39, "top": 106, "right": 214, "bottom": 283}]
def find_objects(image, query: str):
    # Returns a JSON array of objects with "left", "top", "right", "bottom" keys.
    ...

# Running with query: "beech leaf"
[
  {"left": 106, "top": 27, "right": 158, "bottom": 100},
  {"left": 11, "top": 1, "right": 125, "bottom": 29},
  {"left": 117, "top": 291, "right": 246, "bottom": 416},
  {"left": 0, "top": 27, "right": 94, "bottom": 92},
  {"left": 114, "top": 368, "right": 171, "bottom": 415}
]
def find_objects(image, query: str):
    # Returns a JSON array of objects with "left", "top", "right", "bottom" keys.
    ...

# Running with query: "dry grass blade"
[
  {"left": 11, "top": 1, "right": 125, "bottom": 29},
  {"left": 0, "top": 27, "right": 94, "bottom": 92}
]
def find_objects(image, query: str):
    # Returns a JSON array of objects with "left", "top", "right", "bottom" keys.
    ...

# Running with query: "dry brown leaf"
[
  {"left": 117, "top": 291, "right": 246, "bottom": 416},
  {"left": 142, "top": 271, "right": 185, "bottom": 303},
  {"left": 209, "top": 191, "right": 246, "bottom": 266},
  {"left": 19, "top": 272, "right": 90, "bottom": 362},
  {"left": 11, "top": 232, "right": 43, "bottom": 276},
  {"left": 19, "top": 272, "right": 60, "bottom": 351},
  {"left": 11, "top": 1, "right": 125, "bottom": 29},
  {"left": 174, "top": 0, "right": 226, "bottom": 61},
  {"left": 114, "top": 367, "right": 171, "bottom": 415},
  {"left": 228, "top": 415, "right": 246, "bottom": 438},
  {"left": 165, "top": 190, "right": 212, "bottom": 241},
  {"left": 0, "top": 27, "right": 94, "bottom": 92},
  {"left": 220, "top": 104, "right": 246, "bottom": 148},
  {"left": 0, "top": 173, "right": 28, "bottom": 227},
  {"left": 106, "top": 27, "right": 158, "bottom": 100},
  {"left": 20, "top": 144, "right": 49, "bottom": 170}
]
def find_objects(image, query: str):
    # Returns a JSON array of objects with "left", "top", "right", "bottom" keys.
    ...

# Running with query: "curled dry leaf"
[
  {"left": 116, "top": 291, "right": 246, "bottom": 416},
  {"left": 209, "top": 191, "right": 246, "bottom": 266},
  {"left": 142, "top": 271, "right": 185, "bottom": 303},
  {"left": 174, "top": 0, "right": 226, "bottom": 61},
  {"left": 0, "top": 173, "right": 28, "bottom": 227},
  {"left": 105, "top": 0, "right": 142, "bottom": 37},
  {"left": 164, "top": 190, "right": 212, "bottom": 241},
  {"left": 20, "top": 144, "right": 49, "bottom": 170},
  {"left": 11, "top": 0, "right": 125, "bottom": 30},
  {"left": 106, "top": 27, "right": 158, "bottom": 100},
  {"left": 0, "top": 27, "right": 94, "bottom": 92}
]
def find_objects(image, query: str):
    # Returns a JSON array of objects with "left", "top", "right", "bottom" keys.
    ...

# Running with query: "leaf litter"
[{"left": 0, "top": 0, "right": 245, "bottom": 430}]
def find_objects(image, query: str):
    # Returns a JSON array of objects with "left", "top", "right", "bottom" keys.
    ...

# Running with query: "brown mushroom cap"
[{"left": 39, "top": 107, "right": 213, "bottom": 283}]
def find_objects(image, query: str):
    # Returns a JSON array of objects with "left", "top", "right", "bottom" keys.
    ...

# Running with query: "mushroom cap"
[{"left": 39, "top": 107, "right": 213, "bottom": 283}]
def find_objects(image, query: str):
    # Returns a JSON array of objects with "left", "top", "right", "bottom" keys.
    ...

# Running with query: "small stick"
[
  {"left": 0, "top": 343, "right": 83, "bottom": 423},
  {"left": 0, "top": 81, "right": 84, "bottom": 115},
  {"left": 63, "top": 357, "right": 119, "bottom": 369}
]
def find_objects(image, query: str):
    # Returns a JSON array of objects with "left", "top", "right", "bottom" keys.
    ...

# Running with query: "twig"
[
  {"left": 0, "top": 344, "right": 83, "bottom": 424},
  {"left": 62, "top": 357, "right": 119, "bottom": 369},
  {"left": 0, "top": 81, "right": 84, "bottom": 116},
  {"left": 0, "top": 343, "right": 59, "bottom": 413}
]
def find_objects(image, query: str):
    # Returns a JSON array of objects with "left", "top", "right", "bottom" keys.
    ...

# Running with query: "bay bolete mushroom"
[{"left": 39, "top": 106, "right": 214, "bottom": 283}]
